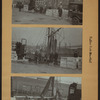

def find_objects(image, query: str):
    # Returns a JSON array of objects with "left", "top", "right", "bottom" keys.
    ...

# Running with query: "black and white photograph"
[
  {"left": 12, "top": 27, "right": 82, "bottom": 74},
  {"left": 11, "top": 76, "right": 82, "bottom": 100},
  {"left": 12, "top": 0, "right": 83, "bottom": 25}
]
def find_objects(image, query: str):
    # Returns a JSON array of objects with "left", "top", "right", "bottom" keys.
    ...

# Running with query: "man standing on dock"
[{"left": 58, "top": 2, "right": 63, "bottom": 19}]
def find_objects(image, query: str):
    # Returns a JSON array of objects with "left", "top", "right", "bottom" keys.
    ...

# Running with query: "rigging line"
[
  {"left": 44, "top": 35, "right": 47, "bottom": 47},
  {"left": 55, "top": 77, "right": 58, "bottom": 89},
  {"left": 13, "top": 31, "right": 17, "bottom": 42},
  {"left": 57, "top": 32, "right": 65, "bottom": 40},
  {"left": 35, "top": 28, "right": 46, "bottom": 46},
  {"left": 37, "top": 30, "right": 45, "bottom": 45},
  {"left": 57, "top": 32, "right": 60, "bottom": 47},
  {"left": 42, "top": 28, "right": 47, "bottom": 45},
  {"left": 57, "top": 77, "right": 60, "bottom": 89},
  {"left": 46, "top": 28, "right": 62, "bottom": 37},
  {"left": 61, "top": 28, "right": 64, "bottom": 47},
  {"left": 37, "top": 28, "right": 46, "bottom": 46},
  {"left": 62, "top": 28, "right": 65, "bottom": 43},
  {"left": 51, "top": 28, "right": 65, "bottom": 42},
  {"left": 44, "top": 28, "right": 48, "bottom": 47},
  {"left": 62, "top": 28, "right": 67, "bottom": 44},
  {"left": 34, "top": 28, "right": 44, "bottom": 46},
  {"left": 59, "top": 77, "right": 61, "bottom": 88},
  {"left": 32, "top": 31, "right": 41, "bottom": 47},
  {"left": 59, "top": 28, "right": 67, "bottom": 47},
  {"left": 34, "top": 30, "right": 43, "bottom": 46}
]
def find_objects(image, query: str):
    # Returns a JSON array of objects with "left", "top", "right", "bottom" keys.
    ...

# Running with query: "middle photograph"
[{"left": 11, "top": 27, "right": 82, "bottom": 74}]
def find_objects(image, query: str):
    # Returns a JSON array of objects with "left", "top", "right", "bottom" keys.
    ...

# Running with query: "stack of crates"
[{"left": 12, "top": 51, "right": 18, "bottom": 61}]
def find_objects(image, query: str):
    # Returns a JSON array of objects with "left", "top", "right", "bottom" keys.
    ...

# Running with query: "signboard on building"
[{"left": 24, "top": 5, "right": 29, "bottom": 11}]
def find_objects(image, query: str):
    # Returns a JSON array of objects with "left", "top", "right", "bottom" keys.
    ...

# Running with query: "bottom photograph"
[{"left": 11, "top": 77, "right": 81, "bottom": 100}]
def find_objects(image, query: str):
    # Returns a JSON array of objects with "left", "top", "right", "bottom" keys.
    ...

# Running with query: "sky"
[
  {"left": 12, "top": 27, "right": 82, "bottom": 46},
  {"left": 27, "top": 76, "right": 81, "bottom": 84}
]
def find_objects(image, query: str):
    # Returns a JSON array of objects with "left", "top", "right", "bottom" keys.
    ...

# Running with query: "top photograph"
[{"left": 12, "top": 0, "right": 83, "bottom": 25}]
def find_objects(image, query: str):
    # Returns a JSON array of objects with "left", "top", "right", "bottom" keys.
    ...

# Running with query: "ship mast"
[{"left": 47, "top": 28, "right": 61, "bottom": 55}]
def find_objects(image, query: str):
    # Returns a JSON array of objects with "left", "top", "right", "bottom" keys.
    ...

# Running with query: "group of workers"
[{"left": 34, "top": 51, "right": 58, "bottom": 65}]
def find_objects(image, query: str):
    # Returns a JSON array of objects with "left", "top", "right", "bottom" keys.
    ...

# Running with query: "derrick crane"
[
  {"left": 41, "top": 77, "right": 55, "bottom": 97},
  {"left": 13, "top": 77, "right": 56, "bottom": 100}
]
